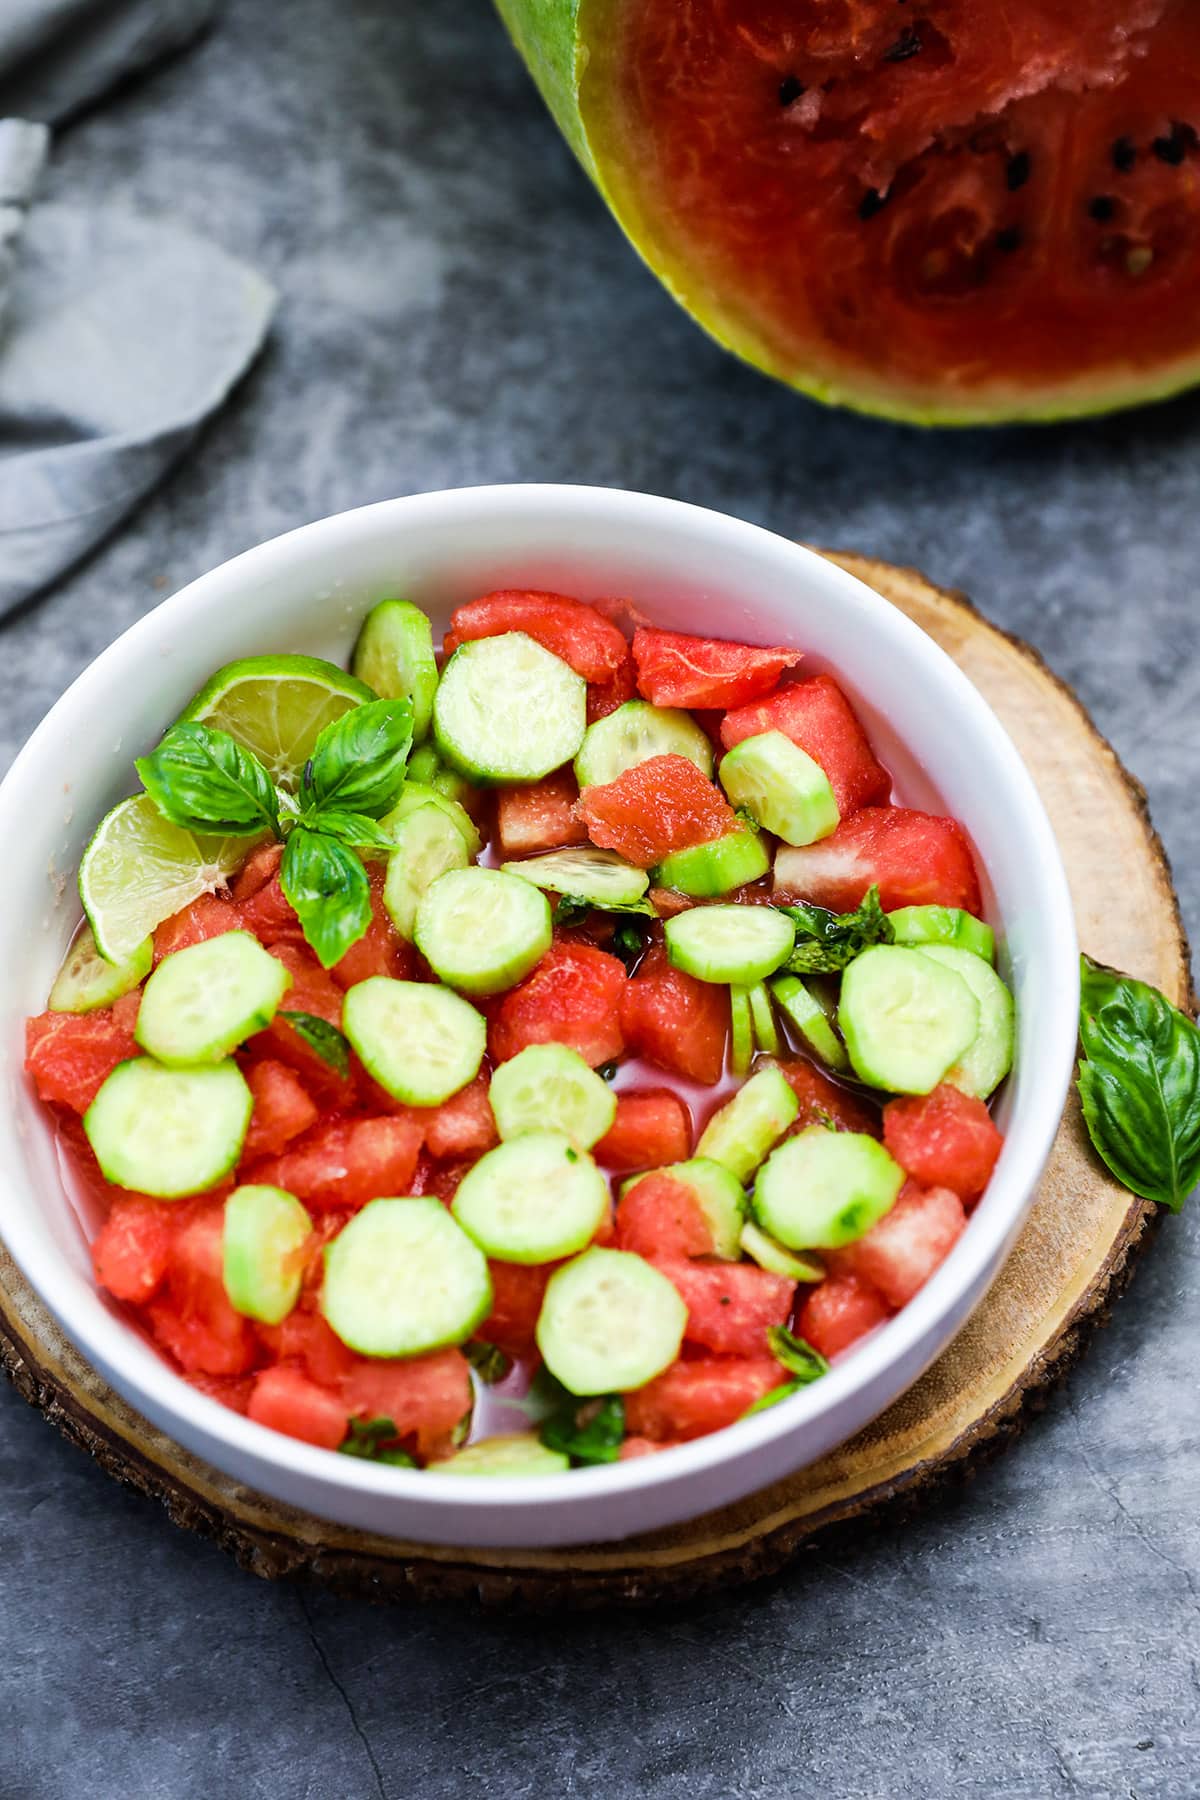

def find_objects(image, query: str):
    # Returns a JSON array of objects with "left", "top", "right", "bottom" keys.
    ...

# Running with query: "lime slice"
[
  {"left": 178, "top": 655, "right": 373, "bottom": 790},
  {"left": 79, "top": 794, "right": 251, "bottom": 963}
]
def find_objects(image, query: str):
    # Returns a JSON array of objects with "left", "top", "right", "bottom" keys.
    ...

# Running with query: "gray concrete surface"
[{"left": 1, "top": 4, "right": 1198, "bottom": 1795}]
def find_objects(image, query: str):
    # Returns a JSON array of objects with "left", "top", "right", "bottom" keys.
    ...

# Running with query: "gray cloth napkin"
[{"left": 0, "top": 2, "right": 276, "bottom": 613}]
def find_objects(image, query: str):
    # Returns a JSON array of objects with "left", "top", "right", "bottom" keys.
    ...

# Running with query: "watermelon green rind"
[{"left": 493, "top": 0, "right": 1200, "bottom": 427}]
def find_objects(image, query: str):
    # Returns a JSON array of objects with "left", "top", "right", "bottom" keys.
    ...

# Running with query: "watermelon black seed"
[
  {"left": 1152, "top": 125, "right": 1191, "bottom": 166},
  {"left": 995, "top": 227, "right": 1022, "bottom": 254},
  {"left": 778, "top": 75, "right": 805, "bottom": 107},
  {"left": 1006, "top": 151, "right": 1030, "bottom": 191},
  {"left": 1088, "top": 195, "right": 1116, "bottom": 222},
  {"left": 883, "top": 26, "right": 922, "bottom": 62},
  {"left": 858, "top": 188, "right": 890, "bottom": 220},
  {"left": 1112, "top": 136, "right": 1137, "bottom": 173}
]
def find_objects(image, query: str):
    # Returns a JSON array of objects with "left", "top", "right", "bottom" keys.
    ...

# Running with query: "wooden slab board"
[{"left": 0, "top": 553, "right": 1189, "bottom": 1611}]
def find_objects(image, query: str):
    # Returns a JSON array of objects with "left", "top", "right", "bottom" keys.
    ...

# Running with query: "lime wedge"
[
  {"left": 178, "top": 655, "right": 374, "bottom": 789},
  {"left": 79, "top": 794, "right": 251, "bottom": 963}
]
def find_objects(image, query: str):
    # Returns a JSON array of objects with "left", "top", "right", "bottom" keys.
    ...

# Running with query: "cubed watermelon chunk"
[
  {"left": 774, "top": 807, "right": 982, "bottom": 914},
  {"left": 632, "top": 628, "right": 802, "bottom": 710},
  {"left": 829, "top": 1180, "right": 967, "bottom": 1308},
  {"left": 421, "top": 1072, "right": 498, "bottom": 1160},
  {"left": 576, "top": 754, "right": 735, "bottom": 868},
  {"left": 721, "top": 674, "right": 891, "bottom": 814},
  {"left": 237, "top": 866, "right": 302, "bottom": 945},
  {"left": 25, "top": 991, "right": 141, "bottom": 1113},
  {"left": 595, "top": 1087, "right": 692, "bottom": 1172},
  {"left": 480, "top": 1258, "right": 561, "bottom": 1359},
  {"left": 623, "top": 1357, "right": 783, "bottom": 1441},
  {"left": 153, "top": 891, "right": 245, "bottom": 961},
  {"left": 883, "top": 1085, "right": 1003, "bottom": 1205},
  {"left": 587, "top": 647, "right": 638, "bottom": 724},
  {"left": 256, "top": 943, "right": 349, "bottom": 1094},
  {"left": 258, "top": 1290, "right": 358, "bottom": 1386},
  {"left": 496, "top": 769, "right": 589, "bottom": 857},
  {"left": 91, "top": 1193, "right": 174, "bottom": 1303},
  {"left": 330, "top": 868, "right": 414, "bottom": 989},
  {"left": 615, "top": 1173, "right": 716, "bottom": 1260},
  {"left": 444, "top": 590, "right": 629, "bottom": 684},
  {"left": 489, "top": 941, "right": 626, "bottom": 1067},
  {"left": 620, "top": 945, "right": 728, "bottom": 1085},
  {"left": 249, "top": 1114, "right": 424, "bottom": 1211},
  {"left": 231, "top": 841, "right": 284, "bottom": 903},
  {"left": 771, "top": 1056, "right": 880, "bottom": 1136},
  {"left": 247, "top": 1365, "right": 348, "bottom": 1450},
  {"left": 796, "top": 1272, "right": 891, "bottom": 1360},
  {"left": 412, "top": 1153, "right": 480, "bottom": 1204},
  {"left": 145, "top": 1198, "right": 257, "bottom": 1376},
  {"left": 341, "top": 1346, "right": 473, "bottom": 1462},
  {"left": 240, "top": 1058, "right": 320, "bottom": 1160},
  {"left": 653, "top": 1259, "right": 794, "bottom": 1356}
]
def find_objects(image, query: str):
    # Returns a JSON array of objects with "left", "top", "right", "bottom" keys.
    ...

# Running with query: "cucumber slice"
[
  {"left": 918, "top": 945, "right": 1015, "bottom": 1099},
  {"left": 222, "top": 1184, "right": 313, "bottom": 1324},
  {"left": 718, "top": 730, "right": 840, "bottom": 847},
  {"left": 135, "top": 931, "right": 291, "bottom": 1066},
  {"left": 501, "top": 847, "right": 649, "bottom": 907},
  {"left": 754, "top": 1126, "right": 905, "bottom": 1249},
  {"left": 665, "top": 905, "right": 794, "bottom": 985},
  {"left": 739, "top": 1221, "right": 826, "bottom": 1283},
  {"left": 351, "top": 599, "right": 439, "bottom": 739},
  {"left": 730, "top": 985, "right": 753, "bottom": 1076},
  {"left": 574, "top": 700, "right": 713, "bottom": 790},
  {"left": 438, "top": 1434, "right": 570, "bottom": 1477},
  {"left": 696, "top": 1065, "right": 799, "bottom": 1182},
  {"left": 343, "top": 977, "right": 485, "bottom": 1105},
  {"left": 488, "top": 1044, "right": 617, "bottom": 1148},
  {"left": 322, "top": 1197, "right": 492, "bottom": 1357},
  {"left": 747, "top": 981, "right": 780, "bottom": 1055},
  {"left": 839, "top": 945, "right": 979, "bottom": 1095},
  {"left": 770, "top": 973, "right": 850, "bottom": 1072},
  {"left": 379, "top": 780, "right": 482, "bottom": 858},
  {"left": 415, "top": 867, "right": 552, "bottom": 996},
  {"left": 382, "top": 803, "right": 470, "bottom": 940},
  {"left": 434, "top": 633, "right": 586, "bottom": 783},
  {"left": 49, "top": 923, "right": 152, "bottom": 1014},
  {"left": 653, "top": 826, "right": 770, "bottom": 897},
  {"left": 452, "top": 1132, "right": 610, "bottom": 1264},
  {"left": 623, "top": 1156, "right": 746, "bottom": 1260},
  {"left": 536, "top": 1247, "right": 688, "bottom": 1395},
  {"left": 407, "top": 745, "right": 482, "bottom": 811},
  {"left": 85, "top": 1057, "right": 252, "bottom": 1198},
  {"left": 888, "top": 905, "right": 996, "bottom": 964},
  {"left": 407, "top": 744, "right": 440, "bottom": 784}
]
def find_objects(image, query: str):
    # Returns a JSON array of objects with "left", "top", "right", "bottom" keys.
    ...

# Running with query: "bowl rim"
[{"left": 0, "top": 483, "right": 1080, "bottom": 1520}]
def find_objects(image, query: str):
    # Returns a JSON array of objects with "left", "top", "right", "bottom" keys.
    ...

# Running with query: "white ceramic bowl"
[{"left": 0, "top": 485, "right": 1078, "bottom": 1548}]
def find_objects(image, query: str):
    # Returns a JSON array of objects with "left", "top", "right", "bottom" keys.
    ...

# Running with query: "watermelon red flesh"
[
  {"left": 595, "top": 1086, "right": 693, "bottom": 1171},
  {"left": 623, "top": 1357, "right": 783, "bottom": 1441},
  {"left": 444, "top": 591, "right": 629, "bottom": 683},
  {"left": 496, "top": 770, "right": 589, "bottom": 856},
  {"left": 631, "top": 628, "right": 802, "bottom": 709},
  {"left": 570, "top": 0, "right": 1200, "bottom": 421},
  {"left": 91, "top": 1194, "right": 175, "bottom": 1304},
  {"left": 481, "top": 1258, "right": 560, "bottom": 1359},
  {"left": 25, "top": 991, "right": 141, "bottom": 1113},
  {"left": 619, "top": 945, "right": 729, "bottom": 1085},
  {"left": 489, "top": 940, "right": 627, "bottom": 1067},
  {"left": 796, "top": 1272, "right": 892, "bottom": 1359},
  {"left": 240, "top": 1058, "right": 320, "bottom": 1160},
  {"left": 420, "top": 1073, "right": 499, "bottom": 1160},
  {"left": 883, "top": 1083, "right": 1003, "bottom": 1203},
  {"left": 720, "top": 675, "right": 891, "bottom": 815},
  {"left": 827, "top": 1179, "right": 967, "bottom": 1307},
  {"left": 247, "top": 1365, "right": 348, "bottom": 1450},
  {"left": 773, "top": 806, "right": 982, "bottom": 913},
  {"left": 576, "top": 753, "right": 736, "bottom": 867},
  {"left": 771, "top": 1056, "right": 881, "bottom": 1136},
  {"left": 653, "top": 1259, "right": 795, "bottom": 1356},
  {"left": 145, "top": 1199, "right": 257, "bottom": 1376},
  {"left": 615, "top": 1174, "right": 717, "bottom": 1260},
  {"left": 246, "top": 1114, "right": 424, "bottom": 1212},
  {"left": 153, "top": 892, "right": 244, "bottom": 961},
  {"left": 340, "top": 1347, "right": 474, "bottom": 1462},
  {"left": 587, "top": 648, "right": 638, "bottom": 723}
]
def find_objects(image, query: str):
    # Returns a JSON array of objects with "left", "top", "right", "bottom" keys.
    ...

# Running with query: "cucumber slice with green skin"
[
  {"left": 501, "top": 846, "right": 649, "bottom": 907},
  {"left": 222, "top": 1184, "right": 313, "bottom": 1325},
  {"left": 49, "top": 924, "right": 152, "bottom": 1014},
  {"left": 407, "top": 743, "right": 440, "bottom": 784},
  {"left": 322, "top": 1197, "right": 492, "bottom": 1358},
  {"left": 888, "top": 905, "right": 996, "bottom": 964},
  {"left": 730, "top": 984, "right": 753, "bottom": 1076},
  {"left": 747, "top": 981, "right": 780, "bottom": 1055},
  {"left": 574, "top": 700, "right": 713, "bottom": 790},
  {"left": 918, "top": 945, "right": 1015, "bottom": 1099},
  {"left": 739, "top": 1221, "right": 826, "bottom": 1283},
  {"left": 536, "top": 1247, "right": 688, "bottom": 1395},
  {"left": 437, "top": 1434, "right": 570, "bottom": 1477},
  {"left": 407, "top": 745, "right": 482, "bottom": 811},
  {"left": 134, "top": 931, "right": 291, "bottom": 1066},
  {"left": 770, "top": 974, "right": 850, "bottom": 1072},
  {"left": 653, "top": 826, "right": 770, "bottom": 897},
  {"left": 343, "top": 977, "right": 485, "bottom": 1105},
  {"left": 623, "top": 1156, "right": 746, "bottom": 1260},
  {"left": 379, "top": 781, "right": 482, "bottom": 858},
  {"left": 452, "top": 1133, "right": 610, "bottom": 1264},
  {"left": 415, "top": 867, "right": 552, "bottom": 996},
  {"left": 839, "top": 945, "right": 979, "bottom": 1095},
  {"left": 488, "top": 1044, "right": 617, "bottom": 1148},
  {"left": 696, "top": 1065, "right": 799, "bottom": 1183},
  {"left": 718, "top": 730, "right": 840, "bottom": 847},
  {"left": 434, "top": 633, "right": 586, "bottom": 783},
  {"left": 351, "top": 600, "right": 439, "bottom": 740},
  {"left": 85, "top": 1057, "right": 252, "bottom": 1199},
  {"left": 382, "top": 804, "right": 470, "bottom": 940},
  {"left": 754, "top": 1126, "right": 905, "bottom": 1249},
  {"left": 665, "top": 904, "right": 794, "bottom": 986}
]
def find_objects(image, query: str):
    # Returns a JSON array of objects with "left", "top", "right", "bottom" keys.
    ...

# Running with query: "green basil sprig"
[
  {"left": 278, "top": 1010, "right": 352, "bottom": 1077},
  {"left": 280, "top": 828, "right": 374, "bottom": 971},
  {"left": 1078, "top": 955, "right": 1200, "bottom": 1212},
  {"left": 299, "top": 700, "right": 414, "bottom": 819},
  {"left": 136, "top": 722, "right": 281, "bottom": 837},
  {"left": 338, "top": 1415, "right": 416, "bottom": 1466},
  {"left": 778, "top": 884, "right": 892, "bottom": 975},
  {"left": 746, "top": 1325, "right": 830, "bottom": 1415},
  {"left": 540, "top": 1392, "right": 626, "bottom": 1466}
]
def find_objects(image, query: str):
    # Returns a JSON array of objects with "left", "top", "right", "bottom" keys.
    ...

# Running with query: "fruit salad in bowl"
[{"left": 0, "top": 487, "right": 1077, "bottom": 1545}]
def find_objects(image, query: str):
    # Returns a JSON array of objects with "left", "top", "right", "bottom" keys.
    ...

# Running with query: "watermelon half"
[{"left": 495, "top": 0, "right": 1200, "bottom": 423}]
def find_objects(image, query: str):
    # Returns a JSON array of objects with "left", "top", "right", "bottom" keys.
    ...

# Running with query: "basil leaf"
[
  {"left": 303, "top": 808, "right": 396, "bottom": 853},
  {"left": 540, "top": 1393, "right": 626, "bottom": 1466},
  {"left": 611, "top": 917, "right": 650, "bottom": 971},
  {"left": 780, "top": 884, "right": 892, "bottom": 974},
  {"left": 339, "top": 1415, "right": 416, "bottom": 1465},
  {"left": 767, "top": 1324, "right": 829, "bottom": 1383},
  {"left": 278, "top": 1010, "right": 351, "bottom": 1077},
  {"left": 136, "top": 722, "right": 281, "bottom": 838},
  {"left": 465, "top": 1340, "right": 512, "bottom": 1385},
  {"left": 1077, "top": 955, "right": 1200, "bottom": 1212},
  {"left": 552, "top": 893, "right": 657, "bottom": 925},
  {"left": 552, "top": 895, "right": 591, "bottom": 929},
  {"left": 301, "top": 698, "right": 414, "bottom": 819},
  {"left": 280, "top": 827, "right": 372, "bottom": 969}
]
